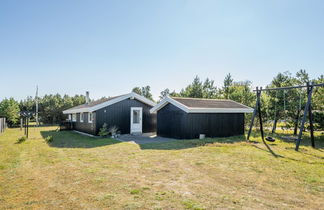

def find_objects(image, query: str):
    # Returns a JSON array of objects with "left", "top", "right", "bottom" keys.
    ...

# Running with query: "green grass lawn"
[{"left": 0, "top": 126, "right": 323, "bottom": 209}]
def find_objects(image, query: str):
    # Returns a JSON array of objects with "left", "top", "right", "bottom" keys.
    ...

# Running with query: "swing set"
[
  {"left": 247, "top": 82, "right": 324, "bottom": 151},
  {"left": 270, "top": 88, "right": 302, "bottom": 134},
  {"left": 19, "top": 111, "right": 34, "bottom": 139}
]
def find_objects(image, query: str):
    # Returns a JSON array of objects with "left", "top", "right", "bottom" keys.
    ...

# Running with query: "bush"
[
  {"left": 98, "top": 123, "right": 109, "bottom": 137},
  {"left": 108, "top": 126, "right": 119, "bottom": 136},
  {"left": 16, "top": 136, "right": 27, "bottom": 144},
  {"left": 45, "top": 135, "right": 53, "bottom": 143}
]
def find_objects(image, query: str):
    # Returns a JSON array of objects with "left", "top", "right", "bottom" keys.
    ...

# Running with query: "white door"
[{"left": 130, "top": 107, "right": 143, "bottom": 134}]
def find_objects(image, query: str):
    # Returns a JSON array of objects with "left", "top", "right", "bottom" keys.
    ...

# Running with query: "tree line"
[
  {"left": 0, "top": 94, "right": 85, "bottom": 126},
  {"left": 0, "top": 70, "right": 323, "bottom": 131},
  {"left": 132, "top": 70, "right": 323, "bottom": 131}
]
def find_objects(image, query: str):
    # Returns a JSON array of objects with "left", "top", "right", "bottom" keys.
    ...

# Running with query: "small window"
[
  {"left": 133, "top": 110, "right": 140, "bottom": 124},
  {"left": 72, "top": 114, "right": 76, "bottom": 122},
  {"left": 88, "top": 112, "right": 93, "bottom": 123},
  {"left": 68, "top": 114, "right": 72, "bottom": 121},
  {"left": 80, "top": 113, "right": 84, "bottom": 122}
]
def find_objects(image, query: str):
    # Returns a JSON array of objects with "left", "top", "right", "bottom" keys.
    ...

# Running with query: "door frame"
[{"left": 130, "top": 107, "right": 143, "bottom": 134}]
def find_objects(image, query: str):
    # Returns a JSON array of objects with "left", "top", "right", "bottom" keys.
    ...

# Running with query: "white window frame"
[
  {"left": 72, "top": 114, "right": 76, "bottom": 122},
  {"left": 88, "top": 112, "right": 93, "bottom": 123},
  {"left": 80, "top": 113, "right": 84, "bottom": 122},
  {"left": 130, "top": 107, "right": 143, "bottom": 133}
]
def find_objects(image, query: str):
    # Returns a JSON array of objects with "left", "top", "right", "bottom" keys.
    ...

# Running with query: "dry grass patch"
[{"left": 0, "top": 126, "right": 323, "bottom": 209}]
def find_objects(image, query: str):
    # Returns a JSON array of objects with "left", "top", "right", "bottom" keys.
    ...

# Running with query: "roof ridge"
[
  {"left": 63, "top": 92, "right": 156, "bottom": 114},
  {"left": 171, "top": 97, "right": 231, "bottom": 101},
  {"left": 150, "top": 96, "right": 253, "bottom": 113},
  {"left": 63, "top": 93, "right": 128, "bottom": 111}
]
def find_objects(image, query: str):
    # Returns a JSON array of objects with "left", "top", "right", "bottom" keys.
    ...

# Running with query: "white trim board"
[
  {"left": 63, "top": 92, "right": 156, "bottom": 114},
  {"left": 150, "top": 96, "right": 254, "bottom": 114}
]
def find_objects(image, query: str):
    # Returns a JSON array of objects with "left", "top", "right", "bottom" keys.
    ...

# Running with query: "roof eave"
[
  {"left": 63, "top": 92, "right": 156, "bottom": 114},
  {"left": 187, "top": 108, "right": 254, "bottom": 113},
  {"left": 63, "top": 107, "right": 90, "bottom": 114},
  {"left": 150, "top": 96, "right": 190, "bottom": 113},
  {"left": 150, "top": 96, "right": 254, "bottom": 114}
]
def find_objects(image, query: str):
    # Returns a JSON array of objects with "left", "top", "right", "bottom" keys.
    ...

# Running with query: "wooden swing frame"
[
  {"left": 247, "top": 82, "right": 324, "bottom": 151},
  {"left": 19, "top": 111, "right": 34, "bottom": 139}
]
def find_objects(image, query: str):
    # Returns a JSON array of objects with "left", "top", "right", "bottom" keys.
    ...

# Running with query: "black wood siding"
[
  {"left": 73, "top": 112, "right": 96, "bottom": 135},
  {"left": 157, "top": 103, "right": 244, "bottom": 139},
  {"left": 95, "top": 98, "right": 156, "bottom": 134}
]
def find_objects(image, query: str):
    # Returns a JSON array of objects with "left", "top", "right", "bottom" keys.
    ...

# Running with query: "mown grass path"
[{"left": 0, "top": 126, "right": 323, "bottom": 209}]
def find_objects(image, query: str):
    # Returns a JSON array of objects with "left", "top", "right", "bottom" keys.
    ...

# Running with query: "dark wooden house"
[
  {"left": 150, "top": 96, "right": 253, "bottom": 139},
  {"left": 63, "top": 92, "right": 156, "bottom": 135}
]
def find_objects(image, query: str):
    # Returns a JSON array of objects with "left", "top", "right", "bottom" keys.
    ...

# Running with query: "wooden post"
[
  {"left": 293, "top": 93, "right": 302, "bottom": 135},
  {"left": 247, "top": 87, "right": 259, "bottom": 140},
  {"left": 296, "top": 83, "right": 313, "bottom": 151},
  {"left": 271, "top": 114, "right": 277, "bottom": 133},
  {"left": 293, "top": 107, "right": 300, "bottom": 135},
  {"left": 35, "top": 85, "right": 39, "bottom": 127},
  {"left": 26, "top": 117, "right": 29, "bottom": 138},
  {"left": 257, "top": 88, "right": 264, "bottom": 141},
  {"left": 24, "top": 118, "right": 27, "bottom": 136},
  {"left": 308, "top": 84, "right": 315, "bottom": 148},
  {"left": 20, "top": 118, "right": 23, "bottom": 131}
]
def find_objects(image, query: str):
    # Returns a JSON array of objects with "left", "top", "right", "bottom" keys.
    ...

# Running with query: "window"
[
  {"left": 68, "top": 114, "right": 72, "bottom": 121},
  {"left": 88, "top": 112, "right": 93, "bottom": 123},
  {"left": 72, "top": 114, "right": 76, "bottom": 122},
  {"left": 133, "top": 110, "right": 140, "bottom": 124},
  {"left": 80, "top": 113, "right": 84, "bottom": 122}
]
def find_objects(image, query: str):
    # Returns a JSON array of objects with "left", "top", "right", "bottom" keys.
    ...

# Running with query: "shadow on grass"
[
  {"left": 250, "top": 143, "right": 324, "bottom": 164},
  {"left": 250, "top": 144, "right": 284, "bottom": 158},
  {"left": 249, "top": 130, "right": 324, "bottom": 162},
  {"left": 275, "top": 133, "right": 324, "bottom": 150},
  {"left": 41, "top": 129, "right": 246, "bottom": 150},
  {"left": 40, "top": 130, "right": 121, "bottom": 148},
  {"left": 247, "top": 132, "right": 283, "bottom": 158},
  {"left": 139, "top": 135, "right": 246, "bottom": 150},
  {"left": 249, "top": 130, "right": 324, "bottom": 150}
]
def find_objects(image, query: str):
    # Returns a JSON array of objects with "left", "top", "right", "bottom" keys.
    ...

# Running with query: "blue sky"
[{"left": 0, "top": 0, "right": 323, "bottom": 101}]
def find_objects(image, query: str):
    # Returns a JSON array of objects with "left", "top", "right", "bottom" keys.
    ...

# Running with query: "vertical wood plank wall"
[
  {"left": 72, "top": 98, "right": 156, "bottom": 135},
  {"left": 157, "top": 103, "right": 245, "bottom": 139},
  {"left": 95, "top": 99, "right": 156, "bottom": 134}
]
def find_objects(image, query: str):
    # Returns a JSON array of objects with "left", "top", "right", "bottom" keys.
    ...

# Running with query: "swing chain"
[{"left": 283, "top": 89, "right": 286, "bottom": 111}]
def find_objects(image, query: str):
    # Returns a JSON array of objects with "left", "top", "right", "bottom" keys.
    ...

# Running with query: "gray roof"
[
  {"left": 171, "top": 97, "right": 249, "bottom": 109},
  {"left": 63, "top": 92, "right": 156, "bottom": 114},
  {"left": 64, "top": 94, "right": 126, "bottom": 112}
]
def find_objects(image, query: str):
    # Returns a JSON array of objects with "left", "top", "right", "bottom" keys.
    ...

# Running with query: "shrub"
[
  {"left": 108, "top": 125, "right": 119, "bottom": 136},
  {"left": 98, "top": 123, "right": 109, "bottom": 137},
  {"left": 16, "top": 136, "right": 27, "bottom": 144},
  {"left": 45, "top": 135, "right": 53, "bottom": 143}
]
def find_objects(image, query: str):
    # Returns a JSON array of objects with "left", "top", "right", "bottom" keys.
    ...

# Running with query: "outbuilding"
[
  {"left": 63, "top": 92, "right": 156, "bottom": 135},
  {"left": 150, "top": 96, "right": 254, "bottom": 139}
]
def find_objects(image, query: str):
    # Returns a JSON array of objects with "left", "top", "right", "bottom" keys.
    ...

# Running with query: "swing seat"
[{"left": 266, "top": 136, "right": 276, "bottom": 142}]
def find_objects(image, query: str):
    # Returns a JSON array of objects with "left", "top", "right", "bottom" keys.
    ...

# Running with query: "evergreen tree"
[
  {"left": 222, "top": 73, "right": 233, "bottom": 99},
  {"left": 160, "top": 88, "right": 170, "bottom": 100},
  {"left": 132, "top": 86, "right": 154, "bottom": 101},
  {"left": 0, "top": 98, "right": 20, "bottom": 126},
  {"left": 180, "top": 76, "right": 204, "bottom": 98}
]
